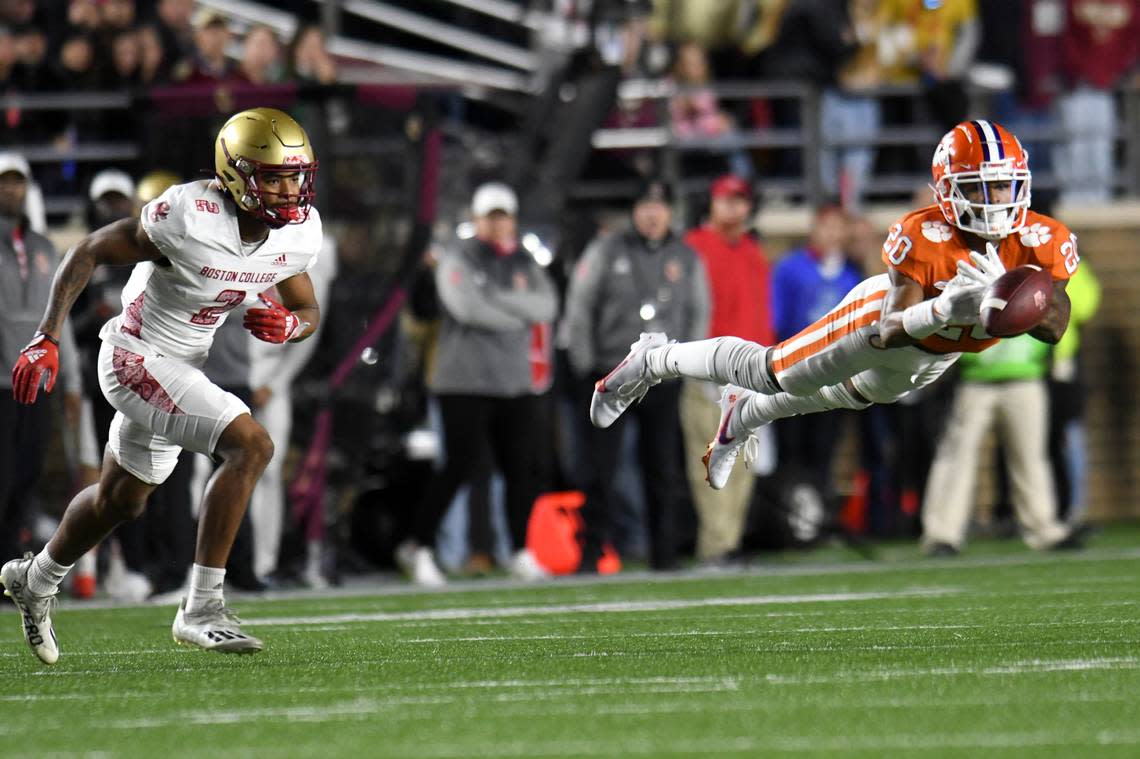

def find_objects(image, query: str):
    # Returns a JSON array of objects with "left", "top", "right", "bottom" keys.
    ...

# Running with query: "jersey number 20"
[
  {"left": 883, "top": 224, "right": 912, "bottom": 265},
  {"left": 191, "top": 289, "right": 247, "bottom": 325}
]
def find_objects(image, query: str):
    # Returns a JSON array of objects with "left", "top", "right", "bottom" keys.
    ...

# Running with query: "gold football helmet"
[
  {"left": 135, "top": 170, "right": 182, "bottom": 205},
  {"left": 214, "top": 107, "right": 317, "bottom": 227}
]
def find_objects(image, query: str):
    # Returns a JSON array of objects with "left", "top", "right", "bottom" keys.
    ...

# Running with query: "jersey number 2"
[{"left": 190, "top": 289, "right": 247, "bottom": 325}]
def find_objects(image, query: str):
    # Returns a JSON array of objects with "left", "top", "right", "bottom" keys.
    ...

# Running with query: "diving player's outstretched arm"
[
  {"left": 876, "top": 270, "right": 931, "bottom": 348},
  {"left": 878, "top": 266, "right": 992, "bottom": 348},
  {"left": 38, "top": 218, "right": 164, "bottom": 340}
]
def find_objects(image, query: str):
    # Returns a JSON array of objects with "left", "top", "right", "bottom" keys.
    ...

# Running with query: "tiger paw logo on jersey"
[
  {"left": 1019, "top": 223, "right": 1052, "bottom": 247},
  {"left": 149, "top": 201, "right": 171, "bottom": 222},
  {"left": 921, "top": 220, "right": 953, "bottom": 243}
]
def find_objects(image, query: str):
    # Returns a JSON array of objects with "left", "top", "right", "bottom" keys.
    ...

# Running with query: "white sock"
[
  {"left": 647, "top": 337, "right": 778, "bottom": 394},
  {"left": 185, "top": 564, "right": 226, "bottom": 613},
  {"left": 738, "top": 383, "right": 870, "bottom": 429},
  {"left": 26, "top": 549, "right": 73, "bottom": 597}
]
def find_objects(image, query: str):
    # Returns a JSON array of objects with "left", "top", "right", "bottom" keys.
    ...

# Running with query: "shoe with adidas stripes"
[{"left": 172, "top": 598, "right": 263, "bottom": 654}]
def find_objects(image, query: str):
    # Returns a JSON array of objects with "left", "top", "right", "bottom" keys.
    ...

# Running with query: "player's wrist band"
[
  {"left": 34, "top": 332, "right": 59, "bottom": 345},
  {"left": 286, "top": 320, "right": 310, "bottom": 341},
  {"left": 902, "top": 300, "right": 947, "bottom": 339}
]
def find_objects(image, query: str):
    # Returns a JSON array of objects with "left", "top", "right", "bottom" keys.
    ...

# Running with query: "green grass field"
[{"left": 2, "top": 528, "right": 1139, "bottom": 758}]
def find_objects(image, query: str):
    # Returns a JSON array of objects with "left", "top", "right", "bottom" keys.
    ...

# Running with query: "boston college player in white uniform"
[{"left": 2, "top": 108, "right": 322, "bottom": 660}]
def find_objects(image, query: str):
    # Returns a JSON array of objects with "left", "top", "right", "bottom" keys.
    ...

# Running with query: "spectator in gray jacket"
[
  {"left": 0, "top": 153, "right": 84, "bottom": 562},
  {"left": 396, "top": 182, "right": 559, "bottom": 586},
  {"left": 562, "top": 179, "right": 710, "bottom": 571}
]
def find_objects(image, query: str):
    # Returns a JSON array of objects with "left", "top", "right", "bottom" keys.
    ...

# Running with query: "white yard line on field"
[
  {"left": 400, "top": 623, "right": 991, "bottom": 643},
  {"left": 0, "top": 675, "right": 737, "bottom": 704},
  {"left": 764, "top": 656, "right": 1140, "bottom": 684},
  {"left": 17, "top": 545, "right": 1137, "bottom": 613},
  {"left": 82, "top": 680, "right": 735, "bottom": 730},
  {"left": 590, "top": 691, "right": 1134, "bottom": 716},
  {"left": 403, "top": 730, "right": 1140, "bottom": 756},
  {"left": 245, "top": 588, "right": 961, "bottom": 627},
  {"left": 400, "top": 675, "right": 738, "bottom": 689},
  {"left": 4, "top": 720, "right": 1138, "bottom": 753},
  {"left": 2, "top": 670, "right": 1133, "bottom": 730},
  {"left": 53, "top": 701, "right": 1140, "bottom": 750},
  {"left": 105, "top": 696, "right": 452, "bottom": 729}
]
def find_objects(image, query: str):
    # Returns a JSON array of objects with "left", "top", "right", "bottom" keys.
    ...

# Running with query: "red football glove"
[
  {"left": 243, "top": 294, "right": 308, "bottom": 344},
  {"left": 11, "top": 332, "right": 59, "bottom": 404}
]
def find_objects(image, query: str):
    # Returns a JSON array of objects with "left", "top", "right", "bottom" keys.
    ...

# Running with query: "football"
[{"left": 979, "top": 265, "right": 1054, "bottom": 337}]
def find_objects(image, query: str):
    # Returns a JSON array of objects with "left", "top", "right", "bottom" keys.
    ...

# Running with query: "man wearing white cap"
[
  {"left": 87, "top": 169, "right": 136, "bottom": 230},
  {"left": 396, "top": 181, "right": 558, "bottom": 585},
  {"left": 0, "top": 153, "right": 84, "bottom": 563}
]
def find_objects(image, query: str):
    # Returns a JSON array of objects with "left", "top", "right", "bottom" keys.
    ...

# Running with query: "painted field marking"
[
  {"left": 18, "top": 545, "right": 1137, "bottom": 613},
  {"left": 398, "top": 730, "right": 1140, "bottom": 756},
  {"left": 246, "top": 588, "right": 961, "bottom": 628},
  {"left": 0, "top": 675, "right": 736, "bottom": 704},
  {"left": 2, "top": 721, "right": 1137, "bottom": 753},
  {"left": 398, "top": 622, "right": 1007, "bottom": 644},
  {"left": 764, "top": 656, "right": 1140, "bottom": 684}
]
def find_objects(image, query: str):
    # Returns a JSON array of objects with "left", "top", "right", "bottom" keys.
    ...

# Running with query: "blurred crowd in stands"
[
  {"left": 0, "top": 0, "right": 336, "bottom": 92},
  {"left": 2, "top": 1, "right": 1138, "bottom": 208},
  {"left": 0, "top": 0, "right": 1121, "bottom": 596},
  {"left": 597, "top": 0, "right": 1140, "bottom": 208}
]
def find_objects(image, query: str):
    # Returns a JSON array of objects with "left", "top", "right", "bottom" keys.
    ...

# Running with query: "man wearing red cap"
[{"left": 681, "top": 175, "right": 773, "bottom": 563}]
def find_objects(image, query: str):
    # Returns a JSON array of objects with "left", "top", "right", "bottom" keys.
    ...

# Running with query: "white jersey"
[{"left": 99, "top": 180, "right": 322, "bottom": 365}]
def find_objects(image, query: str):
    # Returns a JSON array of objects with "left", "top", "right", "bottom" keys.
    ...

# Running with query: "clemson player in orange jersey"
[{"left": 589, "top": 120, "right": 1078, "bottom": 490}]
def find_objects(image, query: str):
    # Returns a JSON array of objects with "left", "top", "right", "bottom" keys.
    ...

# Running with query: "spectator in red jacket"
[
  {"left": 1054, "top": 0, "right": 1140, "bottom": 203},
  {"left": 681, "top": 174, "right": 774, "bottom": 564}
]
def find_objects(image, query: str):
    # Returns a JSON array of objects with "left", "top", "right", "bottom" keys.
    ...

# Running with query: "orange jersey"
[{"left": 880, "top": 206, "right": 1079, "bottom": 354}]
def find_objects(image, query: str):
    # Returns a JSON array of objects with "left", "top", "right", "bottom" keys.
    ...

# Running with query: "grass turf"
[{"left": 2, "top": 527, "right": 1138, "bottom": 758}]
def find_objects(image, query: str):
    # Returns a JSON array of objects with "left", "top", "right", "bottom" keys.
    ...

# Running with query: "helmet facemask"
[
  {"left": 935, "top": 163, "right": 1030, "bottom": 240},
  {"left": 220, "top": 141, "right": 318, "bottom": 229}
]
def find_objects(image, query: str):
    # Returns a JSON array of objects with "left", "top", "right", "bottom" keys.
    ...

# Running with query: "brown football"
[{"left": 980, "top": 265, "right": 1054, "bottom": 338}]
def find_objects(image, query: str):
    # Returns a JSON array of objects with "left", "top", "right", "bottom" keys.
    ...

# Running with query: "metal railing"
[
  {"left": 0, "top": 85, "right": 425, "bottom": 226},
  {"left": 9, "top": 80, "right": 1140, "bottom": 223},
  {"left": 584, "top": 79, "right": 1140, "bottom": 209}
]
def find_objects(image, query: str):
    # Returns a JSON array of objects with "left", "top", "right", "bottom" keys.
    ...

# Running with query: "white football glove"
[
  {"left": 957, "top": 242, "right": 1007, "bottom": 289},
  {"left": 933, "top": 274, "right": 986, "bottom": 324}
]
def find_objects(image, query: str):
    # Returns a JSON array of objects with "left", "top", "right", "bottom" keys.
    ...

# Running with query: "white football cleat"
[
  {"left": 590, "top": 332, "right": 668, "bottom": 428},
  {"left": 702, "top": 385, "right": 753, "bottom": 491},
  {"left": 509, "top": 548, "right": 550, "bottom": 581},
  {"left": 395, "top": 542, "right": 447, "bottom": 587},
  {"left": 172, "top": 598, "right": 263, "bottom": 654},
  {"left": 1, "top": 554, "right": 60, "bottom": 665}
]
